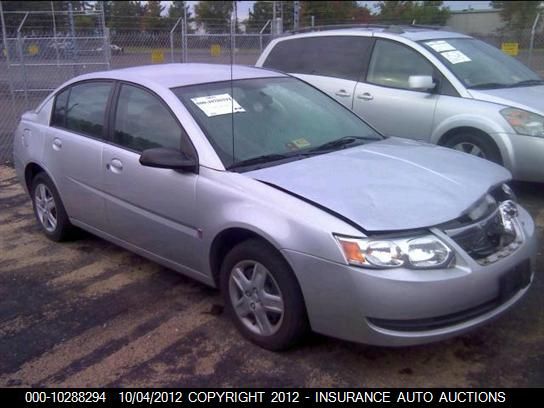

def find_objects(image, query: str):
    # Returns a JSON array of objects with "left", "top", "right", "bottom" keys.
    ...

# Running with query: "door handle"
[
  {"left": 52, "top": 138, "right": 62, "bottom": 150},
  {"left": 335, "top": 89, "right": 351, "bottom": 97},
  {"left": 357, "top": 92, "right": 374, "bottom": 101},
  {"left": 107, "top": 158, "right": 123, "bottom": 173}
]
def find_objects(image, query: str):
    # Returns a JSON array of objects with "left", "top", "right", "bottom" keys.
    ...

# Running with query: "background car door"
[
  {"left": 101, "top": 83, "right": 201, "bottom": 272},
  {"left": 43, "top": 81, "right": 113, "bottom": 230},
  {"left": 262, "top": 36, "right": 373, "bottom": 109},
  {"left": 353, "top": 39, "right": 439, "bottom": 140}
]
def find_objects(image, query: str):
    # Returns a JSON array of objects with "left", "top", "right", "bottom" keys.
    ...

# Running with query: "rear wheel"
[
  {"left": 445, "top": 131, "right": 502, "bottom": 165},
  {"left": 220, "top": 239, "right": 309, "bottom": 351},
  {"left": 31, "top": 173, "right": 73, "bottom": 241}
]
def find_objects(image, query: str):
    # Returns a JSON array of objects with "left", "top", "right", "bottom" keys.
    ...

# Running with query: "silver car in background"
[
  {"left": 13, "top": 64, "right": 537, "bottom": 350},
  {"left": 257, "top": 26, "right": 544, "bottom": 182}
]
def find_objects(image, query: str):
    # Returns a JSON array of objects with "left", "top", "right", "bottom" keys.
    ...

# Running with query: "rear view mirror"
[
  {"left": 140, "top": 148, "right": 198, "bottom": 172},
  {"left": 409, "top": 75, "right": 436, "bottom": 92}
]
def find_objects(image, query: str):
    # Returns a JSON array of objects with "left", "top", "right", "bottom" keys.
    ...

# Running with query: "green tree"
[
  {"left": 168, "top": 0, "right": 192, "bottom": 20},
  {"left": 301, "top": 1, "right": 361, "bottom": 25},
  {"left": 194, "top": 0, "right": 233, "bottom": 33},
  {"left": 491, "top": 1, "right": 543, "bottom": 40},
  {"left": 108, "top": 0, "right": 142, "bottom": 32},
  {"left": 375, "top": 1, "right": 449, "bottom": 25},
  {"left": 143, "top": 0, "right": 165, "bottom": 32}
]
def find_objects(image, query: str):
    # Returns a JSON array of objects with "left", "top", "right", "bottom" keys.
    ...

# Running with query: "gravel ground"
[{"left": 0, "top": 164, "right": 543, "bottom": 387}]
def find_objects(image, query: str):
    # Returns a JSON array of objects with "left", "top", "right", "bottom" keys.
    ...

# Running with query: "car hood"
[
  {"left": 247, "top": 138, "right": 511, "bottom": 232},
  {"left": 468, "top": 85, "right": 544, "bottom": 115}
]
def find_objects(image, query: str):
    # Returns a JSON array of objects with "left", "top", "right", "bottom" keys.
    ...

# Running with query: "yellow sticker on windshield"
[{"left": 291, "top": 138, "right": 311, "bottom": 148}]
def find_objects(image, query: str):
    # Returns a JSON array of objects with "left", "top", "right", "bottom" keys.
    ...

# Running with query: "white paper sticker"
[
  {"left": 191, "top": 94, "right": 245, "bottom": 117},
  {"left": 441, "top": 50, "right": 472, "bottom": 64},
  {"left": 425, "top": 40, "right": 456, "bottom": 52}
]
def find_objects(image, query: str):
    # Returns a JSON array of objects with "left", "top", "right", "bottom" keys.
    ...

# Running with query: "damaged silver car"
[{"left": 13, "top": 64, "right": 537, "bottom": 350}]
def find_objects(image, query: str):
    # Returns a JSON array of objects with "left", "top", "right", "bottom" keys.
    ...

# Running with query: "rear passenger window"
[
  {"left": 113, "top": 84, "right": 182, "bottom": 152},
  {"left": 52, "top": 82, "right": 113, "bottom": 139},
  {"left": 367, "top": 40, "right": 434, "bottom": 90},
  {"left": 263, "top": 36, "right": 372, "bottom": 81}
]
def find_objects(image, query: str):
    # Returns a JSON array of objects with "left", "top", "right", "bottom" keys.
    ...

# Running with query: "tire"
[
  {"left": 220, "top": 239, "right": 309, "bottom": 351},
  {"left": 445, "top": 132, "right": 502, "bottom": 165},
  {"left": 31, "top": 173, "right": 74, "bottom": 242}
]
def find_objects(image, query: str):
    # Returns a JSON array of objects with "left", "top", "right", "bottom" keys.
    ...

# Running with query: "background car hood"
[
  {"left": 468, "top": 85, "right": 544, "bottom": 115},
  {"left": 247, "top": 138, "right": 511, "bottom": 232}
]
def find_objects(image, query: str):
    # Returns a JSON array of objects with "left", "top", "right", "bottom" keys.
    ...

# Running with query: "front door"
[
  {"left": 353, "top": 39, "right": 439, "bottom": 141},
  {"left": 101, "top": 83, "right": 201, "bottom": 273}
]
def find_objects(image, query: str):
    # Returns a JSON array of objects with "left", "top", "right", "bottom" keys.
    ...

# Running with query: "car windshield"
[
  {"left": 419, "top": 38, "right": 542, "bottom": 89},
  {"left": 172, "top": 77, "right": 382, "bottom": 170}
]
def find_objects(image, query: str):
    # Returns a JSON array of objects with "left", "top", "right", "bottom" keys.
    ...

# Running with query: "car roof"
[
  {"left": 74, "top": 63, "right": 287, "bottom": 89},
  {"left": 278, "top": 26, "right": 471, "bottom": 42}
]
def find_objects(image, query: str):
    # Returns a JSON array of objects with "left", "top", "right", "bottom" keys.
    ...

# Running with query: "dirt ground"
[{"left": 0, "top": 164, "right": 543, "bottom": 388}]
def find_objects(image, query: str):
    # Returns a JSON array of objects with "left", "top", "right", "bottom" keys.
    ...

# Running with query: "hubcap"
[
  {"left": 228, "top": 260, "right": 284, "bottom": 336},
  {"left": 34, "top": 183, "right": 57, "bottom": 233},
  {"left": 452, "top": 142, "right": 485, "bottom": 158}
]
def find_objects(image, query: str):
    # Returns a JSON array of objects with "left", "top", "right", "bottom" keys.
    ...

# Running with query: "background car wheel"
[
  {"left": 31, "top": 173, "right": 73, "bottom": 242},
  {"left": 446, "top": 132, "right": 502, "bottom": 165},
  {"left": 220, "top": 239, "right": 309, "bottom": 351}
]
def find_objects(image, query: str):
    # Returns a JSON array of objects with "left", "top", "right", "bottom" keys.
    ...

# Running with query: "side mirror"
[
  {"left": 139, "top": 148, "right": 198, "bottom": 172},
  {"left": 408, "top": 75, "right": 436, "bottom": 92}
]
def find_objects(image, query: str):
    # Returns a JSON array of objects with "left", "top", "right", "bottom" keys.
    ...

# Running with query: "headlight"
[
  {"left": 501, "top": 108, "right": 544, "bottom": 137},
  {"left": 335, "top": 234, "right": 454, "bottom": 269}
]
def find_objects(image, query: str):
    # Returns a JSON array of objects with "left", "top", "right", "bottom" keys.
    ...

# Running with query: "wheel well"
[
  {"left": 24, "top": 163, "right": 45, "bottom": 192},
  {"left": 209, "top": 228, "right": 275, "bottom": 287},
  {"left": 438, "top": 127, "right": 492, "bottom": 147}
]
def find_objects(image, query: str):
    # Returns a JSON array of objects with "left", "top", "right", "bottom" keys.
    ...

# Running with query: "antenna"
[{"left": 230, "top": 1, "right": 236, "bottom": 163}]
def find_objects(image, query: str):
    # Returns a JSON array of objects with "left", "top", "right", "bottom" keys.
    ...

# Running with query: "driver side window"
[
  {"left": 113, "top": 84, "right": 182, "bottom": 152},
  {"left": 367, "top": 40, "right": 434, "bottom": 90}
]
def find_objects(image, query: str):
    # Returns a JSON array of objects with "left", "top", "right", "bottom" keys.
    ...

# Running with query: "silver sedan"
[{"left": 13, "top": 64, "right": 537, "bottom": 350}]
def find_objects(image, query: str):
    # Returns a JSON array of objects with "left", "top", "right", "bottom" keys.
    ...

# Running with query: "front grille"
[{"left": 368, "top": 260, "right": 531, "bottom": 332}]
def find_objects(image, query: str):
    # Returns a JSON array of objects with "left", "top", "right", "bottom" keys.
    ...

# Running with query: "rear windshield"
[{"left": 419, "top": 38, "right": 542, "bottom": 89}]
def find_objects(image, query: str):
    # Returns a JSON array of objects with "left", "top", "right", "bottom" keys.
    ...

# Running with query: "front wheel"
[
  {"left": 220, "top": 239, "right": 309, "bottom": 351},
  {"left": 445, "top": 132, "right": 502, "bottom": 165}
]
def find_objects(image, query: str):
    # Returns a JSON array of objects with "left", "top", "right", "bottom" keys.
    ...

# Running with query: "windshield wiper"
[
  {"left": 510, "top": 79, "right": 544, "bottom": 87},
  {"left": 227, "top": 152, "right": 304, "bottom": 170},
  {"left": 468, "top": 82, "right": 512, "bottom": 90},
  {"left": 308, "top": 136, "right": 379, "bottom": 153}
]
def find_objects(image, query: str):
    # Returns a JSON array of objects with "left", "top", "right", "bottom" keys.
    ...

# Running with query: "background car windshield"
[
  {"left": 173, "top": 77, "right": 381, "bottom": 168},
  {"left": 420, "top": 38, "right": 541, "bottom": 88}
]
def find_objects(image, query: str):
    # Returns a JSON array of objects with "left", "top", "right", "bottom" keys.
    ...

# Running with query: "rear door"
[
  {"left": 262, "top": 36, "right": 373, "bottom": 109},
  {"left": 101, "top": 82, "right": 202, "bottom": 272},
  {"left": 353, "top": 39, "right": 439, "bottom": 140},
  {"left": 44, "top": 80, "right": 114, "bottom": 230}
]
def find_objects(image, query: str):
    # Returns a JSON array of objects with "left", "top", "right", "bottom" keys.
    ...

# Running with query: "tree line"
[{"left": 1, "top": 1, "right": 542, "bottom": 36}]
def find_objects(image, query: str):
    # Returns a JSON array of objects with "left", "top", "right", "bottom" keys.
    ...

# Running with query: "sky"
[{"left": 165, "top": 1, "right": 493, "bottom": 20}]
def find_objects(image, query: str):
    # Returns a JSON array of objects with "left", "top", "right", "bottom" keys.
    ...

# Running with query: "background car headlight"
[
  {"left": 501, "top": 108, "right": 544, "bottom": 138},
  {"left": 335, "top": 234, "right": 454, "bottom": 269}
]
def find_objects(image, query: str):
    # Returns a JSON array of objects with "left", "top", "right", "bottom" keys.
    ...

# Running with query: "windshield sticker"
[
  {"left": 290, "top": 138, "right": 311, "bottom": 149},
  {"left": 425, "top": 40, "right": 456, "bottom": 52},
  {"left": 441, "top": 50, "right": 471, "bottom": 64},
  {"left": 191, "top": 94, "right": 245, "bottom": 117}
]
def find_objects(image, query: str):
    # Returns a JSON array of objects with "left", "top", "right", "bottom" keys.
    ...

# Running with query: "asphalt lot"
[{"left": 0, "top": 164, "right": 543, "bottom": 387}]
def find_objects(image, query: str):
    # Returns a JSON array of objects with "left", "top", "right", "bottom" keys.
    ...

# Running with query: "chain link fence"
[{"left": 1, "top": 6, "right": 543, "bottom": 165}]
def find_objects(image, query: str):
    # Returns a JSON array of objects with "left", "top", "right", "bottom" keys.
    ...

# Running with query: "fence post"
[
  {"left": 170, "top": 17, "right": 182, "bottom": 62},
  {"left": 16, "top": 33, "right": 29, "bottom": 108},
  {"left": 528, "top": 12, "right": 541, "bottom": 69},
  {"left": 16, "top": 12, "right": 30, "bottom": 108},
  {"left": 259, "top": 20, "right": 271, "bottom": 51}
]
